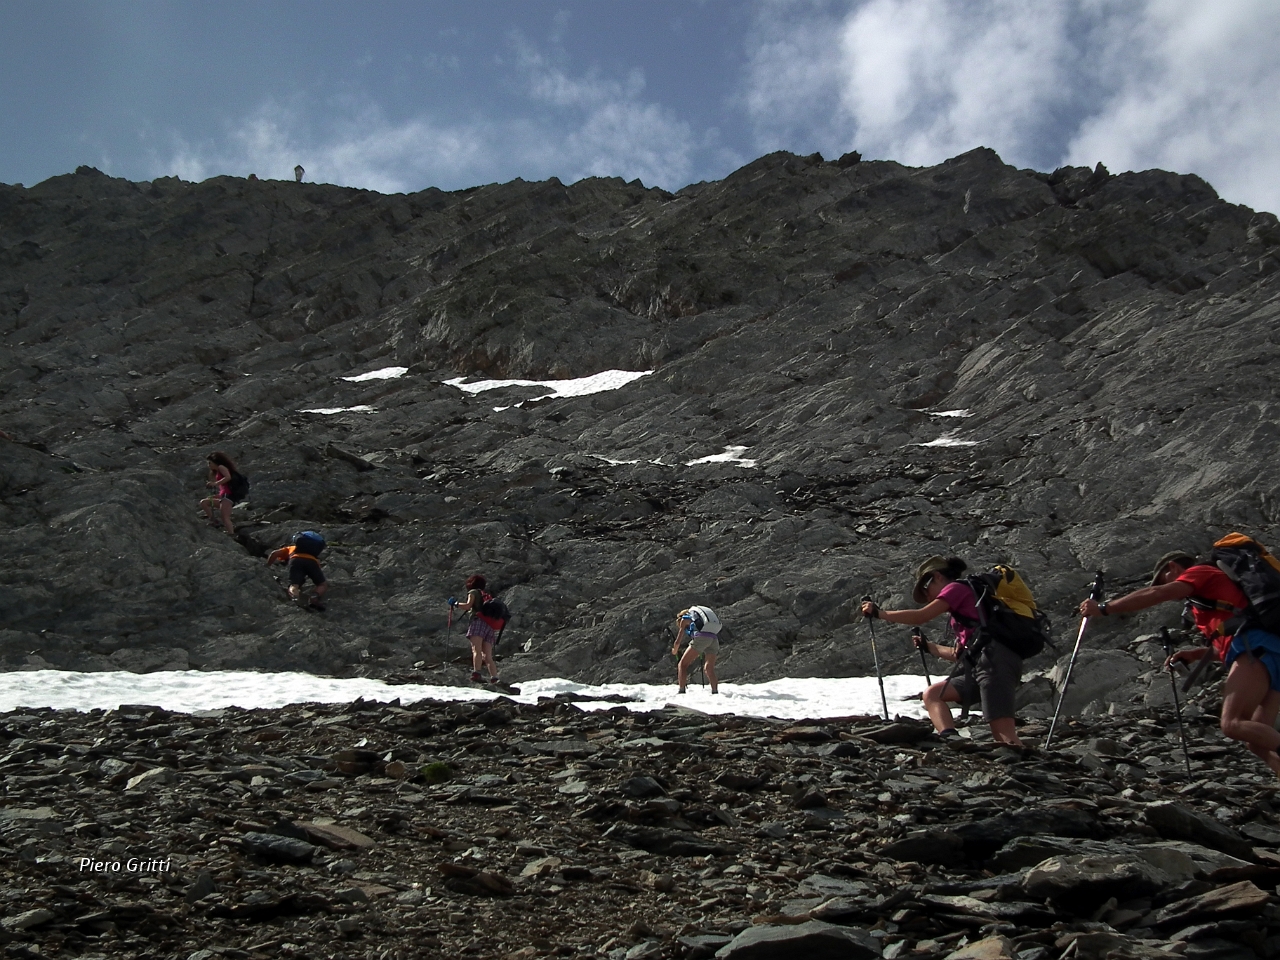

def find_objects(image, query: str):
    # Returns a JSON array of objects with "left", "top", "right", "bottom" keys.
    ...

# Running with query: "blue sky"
[{"left": 3, "top": 0, "right": 1278, "bottom": 214}]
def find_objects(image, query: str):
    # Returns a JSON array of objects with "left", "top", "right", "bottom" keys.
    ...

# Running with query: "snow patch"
[
  {"left": 686, "top": 445, "right": 758, "bottom": 468},
  {"left": 914, "top": 432, "right": 981, "bottom": 448},
  {"left": 299, "top": 405, "right": 376, "bottom": 415},
  {"left": 444, "top": 369, "right": 654, "bottom": 399},
  {"left": 929, "top": 409, "right": 973, "bottom": 418},
  {"left": 341, "top": 366, "right": 408, "bottom": 382},
  {"left": 0, "top": 669, "right": 929, "bottom": 722}
]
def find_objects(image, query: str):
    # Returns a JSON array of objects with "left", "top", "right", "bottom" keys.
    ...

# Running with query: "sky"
[{"left": 2, "top": 0, "right": 1278, "bottom": 214}]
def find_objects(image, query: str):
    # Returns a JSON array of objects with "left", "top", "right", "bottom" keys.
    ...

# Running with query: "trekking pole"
[
  {"left": 911, "top": 627, "right": 932, "bottom": 685},
  {"left": 1158, "top": 626, "right": 1194, "bottom": 777},
  {"left": 1045, "top": 571, "right": 1104, "bottom": 749},
  {"left": 861, "top": 595, "right": 890, "bottom": 721}
]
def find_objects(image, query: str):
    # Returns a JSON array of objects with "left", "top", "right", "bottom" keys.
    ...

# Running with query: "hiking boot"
[
  {"left": 470, "top": 671, "right": 482, "bottom": 683},
  {"left": 488, "top": 676, "right": 502, "bottom": 685},
  {"left": 307, "top": 598, "right": 326, "bottom": 611}
]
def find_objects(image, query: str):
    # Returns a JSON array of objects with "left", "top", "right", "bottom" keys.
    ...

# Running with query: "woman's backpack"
[
  {"left": 227, "top": 471, "right": 250, "bottom": 500},
  {"left": 956, "top": 565, "right": 1055, "bottom": 658},
  {"left": 686, "top": 605, "right": 723, "bottom": 636},
  {"left": 476, "top": 594, "right": 511, "bottom": 643}
]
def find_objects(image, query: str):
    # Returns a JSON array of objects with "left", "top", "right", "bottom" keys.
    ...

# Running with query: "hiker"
[
  {"left": 200, "top": 451, "right": 248, "bottom": 536},
  {"left": 672, "top": 606, "right": 722, "bottom": 694},
  {"left": 1079, "top": 550, "right": 1280, "bottom": 777},
  {"left": 861, "top": 556, "right": 1024, "bottom": 746},
  {"left": 453, "top": 574, "right": 501, "bottom": 684},
  {"left": 266, "top": 531, "right": 328, "bottom": 611}
]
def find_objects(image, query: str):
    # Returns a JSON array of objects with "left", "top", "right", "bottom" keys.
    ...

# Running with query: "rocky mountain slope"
[{"left": 2, "top": 149, "right": 1279, "bottom": 702}]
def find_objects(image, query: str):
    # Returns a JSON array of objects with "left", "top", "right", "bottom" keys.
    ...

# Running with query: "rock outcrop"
[{"left": 1, "top": 150, "right": 1279, "bottom": 698}]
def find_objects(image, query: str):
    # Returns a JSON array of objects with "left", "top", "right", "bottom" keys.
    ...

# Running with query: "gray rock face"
[{"left": 1, "top": 151, "right": 1279, "bottom": 697}]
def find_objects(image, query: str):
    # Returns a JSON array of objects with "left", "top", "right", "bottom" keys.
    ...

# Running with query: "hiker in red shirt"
[{"left": 1080, "top": 550, "right": 1280, "bottom": 777}]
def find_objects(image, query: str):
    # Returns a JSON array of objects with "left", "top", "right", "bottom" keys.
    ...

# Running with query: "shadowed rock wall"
[{"left": 2, "top": 149, "right": 1279, "bottom": 697}]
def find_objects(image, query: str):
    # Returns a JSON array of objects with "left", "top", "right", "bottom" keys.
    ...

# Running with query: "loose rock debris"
[{"left": 2, "top": 695, "right": 1280, "bottom": 959}]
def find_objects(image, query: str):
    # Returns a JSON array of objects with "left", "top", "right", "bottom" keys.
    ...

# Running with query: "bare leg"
[
  {"left": 481, "top": 641, "right": 498, "bottom": 679},
  {"left": 703, "top": 654, "right": 718, "bottom": 694},
  {"left": 923, "top": 680, "right": 962, "bottom": 733},
  {"left": 219, "top": 497, "right": 235, "bottom": 535},
  {"left": 1221, "top": 656, "right": 1280, "bottom": 776},
  {"left": 469, "top": 635, "right": 485, "bottom": 677},
  {"left": 677, "top": 647, "right": 699, "bottom": 692},
  {"left": 988, "top": 717, "right": 1024, "bottom": 747}
]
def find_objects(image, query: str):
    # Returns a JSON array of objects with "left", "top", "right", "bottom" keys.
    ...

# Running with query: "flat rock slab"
[
  {"left": 299, "top": 821, "right": 376, "bottom": 850},
  {"left": 604, "top": 824, "right": 733, "bottom": 857},
  {"left": 240, "top": 832, "right": 317, "bottom": 864},
  {"left": 1022, "top": 854, "right": 1174, "bottom": 911},
  {"left": 1153, "top": 879, "right": 1271, "bottom": 931},
  {"left": 715, "top": 920, "right": 880, "bottom": 960},
  {"left": 1144, "top": 801, "right": 1255, "bottom": 861},
  {"left": 944, "top": 935, "right": 1019, "bottom": 960}
]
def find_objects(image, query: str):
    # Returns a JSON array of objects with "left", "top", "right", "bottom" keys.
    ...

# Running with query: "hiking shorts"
[
  {"left": 288, "top": 556, "right": 325, "bottom": 587},
  {"left": 1226, "top": 629, "right": 1280, "bottom": 692},
  {"left": 216, "top": 484, "right": 244, "bottom": 505},
  {"left": 946, "top": 641, "right": 1023, "bottom": 721},
  {"left": 467, "top": 617, "right": 498, "bottom": 645},
  {"left": 689, "top": 634, "right": 720, "bottom": 656}
]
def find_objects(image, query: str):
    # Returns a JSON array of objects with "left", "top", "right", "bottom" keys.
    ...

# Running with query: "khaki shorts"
[{"left": 689, "top": 635, "right": 720, "bottom": 656}]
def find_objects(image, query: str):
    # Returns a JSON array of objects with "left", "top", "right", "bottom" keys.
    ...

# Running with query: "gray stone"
[
  {"left": 1021, "top": 854, "right": 1175, "bottom": 911},
  {"left": 619, "top": 776, "right": 665, "bottom": 798},
  {"left": 241, "top": 831, "right": 318, "bottom": 864},
  {"left": 715, "top": 920, "right": 880, "bottom": 960},
  {"left": 1144, "top": 802, "right": 1255, "bottom": 861}
]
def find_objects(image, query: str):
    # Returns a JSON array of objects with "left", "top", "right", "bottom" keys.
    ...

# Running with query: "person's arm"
[
  {"left": 454, "top": 589, "right": 481, "bottom": 613},
  {"left": 266, "top": 547, "right": 289, "bottom": 566},
  {"left": 671, "top": 616, "right": 689, "bottom": 655},
  {"left": 917, "top": 636, "right": 959, "bottom": 662},
  {"left": 1079, "top": 580, "right": 1193, "bottom": 618},
  {"left": 1168, "top": 646, "right": 1211, "bottom": 668},
  {"left": 860, "top": 598, "right": 950, "bottom": 626}
]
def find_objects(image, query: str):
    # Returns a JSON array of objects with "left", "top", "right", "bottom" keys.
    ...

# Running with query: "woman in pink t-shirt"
[{"left": 861, "top": 556, "right": 1024, "bottom": 747}]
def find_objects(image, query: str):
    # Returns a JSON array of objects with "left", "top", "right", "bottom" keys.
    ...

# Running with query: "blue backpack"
[{"left": 293, "top": 531, "right": 327, "bottom": 556}]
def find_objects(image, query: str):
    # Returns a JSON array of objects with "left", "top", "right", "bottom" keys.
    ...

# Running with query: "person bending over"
[
  {"left": 861, "top": 556, "right": 1024, "bottom": 747},
  {"left": 267, "top": 533, "right": 328, "bottom": 611},
  {"left": 672, "top": 605, "right": 722, "bottom": 694},
  {"left": 1080, "top": 550, "right": 1280, "bottom": 778}
]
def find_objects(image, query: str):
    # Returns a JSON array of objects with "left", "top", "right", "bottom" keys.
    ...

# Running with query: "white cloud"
[
  {"left": 153, "top": 53, "right": 701, "bottom": 193},
  {"left": 744, "top": 0, "right": 1280, "bottom": 213},
  {"left": 746, "top": 0, "right": 1076, "bottom": 168},
  {"left": 1065, "top": 0, "right": 1280, "bottom": 215}
]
